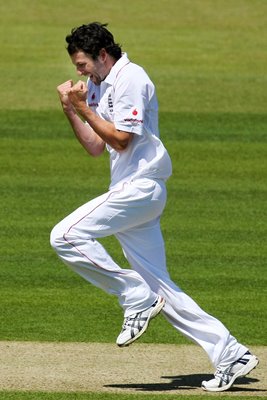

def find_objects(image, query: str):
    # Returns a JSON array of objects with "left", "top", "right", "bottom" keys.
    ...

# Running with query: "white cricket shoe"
[
  {"left": 202, "top": 351, "right": 259, "bottom": 392},
  {"left": 116, "top": 295, "right": 165, "bottom": 347}
]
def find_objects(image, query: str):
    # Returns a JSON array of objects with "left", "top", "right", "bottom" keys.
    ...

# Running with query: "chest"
[
  {"left": 98, "top": 85, "right": 114, "bottom": 121},
  {"left": 87, "top": 82, "right": 114, "bottom": 121}
]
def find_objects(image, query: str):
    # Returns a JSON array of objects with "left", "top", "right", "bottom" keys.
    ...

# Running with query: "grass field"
[
  {"left": 0, "top": 0, "right": 266, "bottom": 399},
  {"left": 0, "top": 394, "right": 262, "bottom": 400}
]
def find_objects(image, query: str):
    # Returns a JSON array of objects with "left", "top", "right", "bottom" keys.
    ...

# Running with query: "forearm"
[
  {"left": 66, "top": 80, "right": 132, "bottom": 151},
  {"left": 64, "top": 109, "right": 105, "bottom": 156},
  {"left": 75, "top": 103, "right": 131, "bottom": 152}
]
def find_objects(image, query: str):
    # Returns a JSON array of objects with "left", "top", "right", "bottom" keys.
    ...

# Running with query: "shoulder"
[
  {"left": 121, "top": 61, "right": 148, "bottom": 79},
  {"left": 115, "top": 61, "right": 154, "bottom": 91}
]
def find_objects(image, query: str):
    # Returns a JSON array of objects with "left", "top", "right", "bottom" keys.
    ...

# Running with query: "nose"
[{"left": 77, "top": 69, "right": 83, "bottom": 76}]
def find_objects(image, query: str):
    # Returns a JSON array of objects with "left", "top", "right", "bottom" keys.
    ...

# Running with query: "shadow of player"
[{"left": 104, "top": 374, "right": 263, "bottom": 392}]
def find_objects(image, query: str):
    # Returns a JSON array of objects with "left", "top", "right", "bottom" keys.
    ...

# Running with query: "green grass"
[
  {"left": 0, "top": 109, "right": 266, "bottom": 345},
  {"left": 0, "top": 394, "right": 263, "bottom": 400},
  {"left": 0, "top": 0, "right": 266, "bottom": 398},
  {"left": 1, "top": 0, "right": 266, "bottom": 113}
]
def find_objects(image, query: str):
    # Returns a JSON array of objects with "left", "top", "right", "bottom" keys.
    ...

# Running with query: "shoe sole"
[
  {"left": 202, "top": 355, "right": 259, "bottom": 392},
  {"left": 117, "top": 296, "right": 165, "bottom": 347}
]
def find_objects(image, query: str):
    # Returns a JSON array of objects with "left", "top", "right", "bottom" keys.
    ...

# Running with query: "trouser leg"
[
  {"left": 50, "top": 179, "right": 165, "bottom": 316},
  {"left": 116, "top": 221, "right": 248, "bottom": 367}
]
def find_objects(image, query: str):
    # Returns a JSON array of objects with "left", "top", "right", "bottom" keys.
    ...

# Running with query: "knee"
[
  {"left": 50, "top": 223, "right": 66, "bottom": 253},
  {"left": 50, "top": 221, "right": 96, "bottom": 254}
]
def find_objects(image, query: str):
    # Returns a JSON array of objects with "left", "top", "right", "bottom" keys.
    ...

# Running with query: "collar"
[{"left": 104, "top": 53, "right": 130, "bottom": 85}]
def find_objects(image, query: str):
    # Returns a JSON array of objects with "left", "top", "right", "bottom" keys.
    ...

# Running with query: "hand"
[
  {"left": 57, "top": 80, "right": 74, "bottom": 113},
  {"left": 68, "top": 80, "right": 88, "bottom": 112}
]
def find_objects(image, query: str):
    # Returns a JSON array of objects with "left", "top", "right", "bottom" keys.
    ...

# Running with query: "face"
[{"left": 70, "top": 50, "right": 107, "bottom": 85}]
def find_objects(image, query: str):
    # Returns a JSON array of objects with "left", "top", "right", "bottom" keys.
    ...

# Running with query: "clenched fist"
[
  {"left": 57, "top": 80, "right": 74, "bottom": 112},
  {"left": 68, "top": 80, "right": 88, "bottom": 111}
]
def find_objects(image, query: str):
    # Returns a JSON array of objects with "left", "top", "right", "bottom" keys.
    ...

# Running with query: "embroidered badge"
[{"left": 108, "top": 93, "right": 113, "bottom": 112}]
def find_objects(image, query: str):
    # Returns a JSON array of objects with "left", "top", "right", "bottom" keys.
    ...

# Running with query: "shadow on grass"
[{"left": 105, "top": 374, "right": 263, "bottom": 392}]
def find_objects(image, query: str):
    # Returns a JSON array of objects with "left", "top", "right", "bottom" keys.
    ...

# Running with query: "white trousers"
[{"left": 50, "top": 178, "right": 247, "bottom": 367}]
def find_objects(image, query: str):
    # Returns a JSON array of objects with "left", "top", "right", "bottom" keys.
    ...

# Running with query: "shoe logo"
[{"left": 122, "top": 313, "right": 147, "bottom": 339}]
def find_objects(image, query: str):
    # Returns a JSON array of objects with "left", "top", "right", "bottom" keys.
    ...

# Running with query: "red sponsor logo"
[{"left": 132, "top": 108, "right": 138, "bottom": 116}]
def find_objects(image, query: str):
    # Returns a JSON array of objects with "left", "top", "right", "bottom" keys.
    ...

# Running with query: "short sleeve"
[{"left": 112, "top": 71, "right": 150, "bottom": 135}]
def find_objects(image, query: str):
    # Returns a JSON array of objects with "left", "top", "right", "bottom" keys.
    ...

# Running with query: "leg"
[
  {"left": 50, "top": 179, "right": 165, "bottom": 316},
  {"left": 116, "top": 219, "right": 248, "bottom": 367}
]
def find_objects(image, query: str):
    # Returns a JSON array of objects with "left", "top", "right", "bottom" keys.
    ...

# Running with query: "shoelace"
[
  {"left": 122, "top": 316, "right": 134, "bottom": 329},
  {"left": 215, "top": 366, "right": 234, "bottom": 381},
  {"left": 122, "top": 313, "right": 146, "bottom": 330}
]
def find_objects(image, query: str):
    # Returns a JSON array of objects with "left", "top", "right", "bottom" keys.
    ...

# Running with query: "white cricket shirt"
[{"left": 87, "top": 53, "right": 172, "bottom": 189}]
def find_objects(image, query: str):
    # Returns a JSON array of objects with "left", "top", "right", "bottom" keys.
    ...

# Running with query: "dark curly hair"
[{"left": 66, "top": 22, "right": 122, "bottom": 60}]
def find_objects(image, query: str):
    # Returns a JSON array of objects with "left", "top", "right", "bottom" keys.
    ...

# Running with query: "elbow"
[
  {"left": 113, "top": 140, "right": 129, "bottom": 152},
  {"left": 112, "top": 132, "right": 133, "bottom": 152},
  {"left": 88, "top": 149, "right": 104, "bottom": 157},
  {"left": 89, "top": 147, "right": 105, "bottom": 157},
  {"left": 85, "top": 142, "right": 105, "bottom": 157}
]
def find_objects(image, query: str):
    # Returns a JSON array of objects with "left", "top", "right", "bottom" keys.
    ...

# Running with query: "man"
[{"left": 50, "top": 22, "right": 258, "bottom": 392}]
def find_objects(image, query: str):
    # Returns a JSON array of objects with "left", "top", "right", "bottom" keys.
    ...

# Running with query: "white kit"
[{"left": 51, "top": 54, "right": 248, "bottom": 368}]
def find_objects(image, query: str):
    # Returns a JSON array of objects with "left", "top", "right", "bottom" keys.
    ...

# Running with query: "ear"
[{"left": 99, "top": 48, "right": 108, "bottom": 62}]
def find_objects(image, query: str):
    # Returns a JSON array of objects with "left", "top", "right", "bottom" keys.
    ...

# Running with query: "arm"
[
  {"left": 68, "top": 81, "right": 133, "bottom": 152},
  {"left": 57, "top": 80, "right": 105, "bottom": 157}
]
